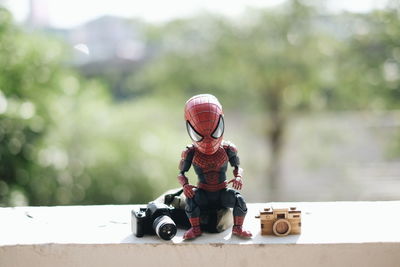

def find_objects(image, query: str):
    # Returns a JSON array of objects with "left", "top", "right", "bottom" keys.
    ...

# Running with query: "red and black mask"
[{"left": 184, "top": 94, "right": 224, "bottom": 155}]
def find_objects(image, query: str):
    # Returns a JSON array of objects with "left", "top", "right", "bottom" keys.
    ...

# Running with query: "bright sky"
[{"left": 3, "top": 0, "right": 388, "bottom": 29}]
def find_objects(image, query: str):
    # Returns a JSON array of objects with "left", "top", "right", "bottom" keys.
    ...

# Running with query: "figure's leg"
[
  {"left": 184, "top": 189, "right": 207, "bottom": 240},
  {"left": 220, "top": 188, "right": 252, "bottom": 238}
]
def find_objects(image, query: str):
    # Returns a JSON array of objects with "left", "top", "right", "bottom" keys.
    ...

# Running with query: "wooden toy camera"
[{"left": 256, "top": 207, "right": 301, "bottom": 236}]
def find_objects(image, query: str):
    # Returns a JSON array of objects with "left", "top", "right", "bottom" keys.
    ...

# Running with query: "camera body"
[
  {"left": 257, "top": 207, "right": 301, "bottom": 236},
  {"left": 132, "top": 202, "right": 180, "bottom": 240}
]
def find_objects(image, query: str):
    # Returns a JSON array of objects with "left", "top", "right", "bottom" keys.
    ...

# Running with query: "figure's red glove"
[
  {"left": 183, "top": 184, "right": 197, "bottom": 198},
  {"left": 228, "top": 177, "right": 243, "bottom": 190}
]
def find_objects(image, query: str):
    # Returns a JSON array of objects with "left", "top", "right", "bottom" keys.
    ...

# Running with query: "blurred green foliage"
[
  {"left": 0, "top": 8, "right": 183, "bottom": 205},
  {"left": 128, "top": 1, "right": 400, "bottom": 192},
  {"left": 334, "top": 9, "right": 400, "bottom": 109},
  {"left": 1, "top": 0, "right": 400, "bottom": 206},
  {"left": 0, "top": 7, "right": 68, "bottom": 205}
]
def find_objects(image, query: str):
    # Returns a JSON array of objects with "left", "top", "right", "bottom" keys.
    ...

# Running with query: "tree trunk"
[
  {"left": 267, "top": 111, "right": 285, "bottom": 201},
  {"left": 264, "top": 88, "right": 286, "bottom": 201}
]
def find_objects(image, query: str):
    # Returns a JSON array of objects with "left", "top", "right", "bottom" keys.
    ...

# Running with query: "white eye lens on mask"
[
  {"left": 186, "top": 121, "right": 203, "bottom": 142},
  {"left": 211, "top": 116, "right": 224, "bottom": 139}
]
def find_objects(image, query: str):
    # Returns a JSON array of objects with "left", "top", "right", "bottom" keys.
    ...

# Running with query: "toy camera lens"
[
  {"left": 272, "top": 219, "right": 292, "bottom": 236},
  {"left": 153, "top": 215, "right": 177, "bottom": 240}
]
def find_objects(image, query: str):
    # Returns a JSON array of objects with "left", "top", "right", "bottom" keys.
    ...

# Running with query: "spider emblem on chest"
[{"left": 193, "top": 147, "right": 228, "bottom": 172}]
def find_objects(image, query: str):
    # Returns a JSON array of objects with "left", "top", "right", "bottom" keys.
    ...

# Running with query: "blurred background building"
[{"left": 0, "top": 0, "right": 399, "bottom": 206}]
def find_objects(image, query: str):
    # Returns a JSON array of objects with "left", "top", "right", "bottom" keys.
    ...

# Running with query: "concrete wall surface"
[{"left": 1, "top": 202, "right": 400, "bottom": 267}]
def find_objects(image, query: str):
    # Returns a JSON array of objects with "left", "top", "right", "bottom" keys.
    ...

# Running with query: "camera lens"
[
  {"left": 153, "top": 215, "right": 177, "bottom": 240},
  {"left": 272, "top": 219, "right": 291, "bottom": 236}
]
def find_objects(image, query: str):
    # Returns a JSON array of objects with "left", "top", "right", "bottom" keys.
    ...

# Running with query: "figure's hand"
[
  {"left": 228, "top": 177, "right": 243, "bottom": 190},
  {"left": 183, "top": 184, "right": 197, "bottom": 198}
]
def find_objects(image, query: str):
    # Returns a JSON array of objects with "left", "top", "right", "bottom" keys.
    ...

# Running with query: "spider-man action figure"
[{"left": 178, "top": 94, "right": 252, "bottom": 240}]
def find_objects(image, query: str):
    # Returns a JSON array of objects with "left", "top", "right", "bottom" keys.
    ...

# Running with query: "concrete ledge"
[{"left": 1, "top": 202, "right": 400, "bottom": 267}]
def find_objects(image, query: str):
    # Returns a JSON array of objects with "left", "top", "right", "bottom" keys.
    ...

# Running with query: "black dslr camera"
[
  {"left": 131, "top": 189, "right": 233, "bottom": 240},
  {"left": 132, "top": 202, "right": 186, "bottom": 240}
]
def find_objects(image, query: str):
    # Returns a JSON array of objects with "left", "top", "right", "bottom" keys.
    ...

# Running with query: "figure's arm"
[
  {"left": 178, "top": 145, "right": 196, "bottom": 198},
  {"left": 224, "top": 141, "right": 244, "bottom": 190}
]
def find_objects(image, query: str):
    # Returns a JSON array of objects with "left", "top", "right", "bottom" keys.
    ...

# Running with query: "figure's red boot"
[
  {"left": 232, "top": 216, "right": 252, "bottom": 238},
  {"left": 183, "top": 217, "right": 202, "bottom": 240}
]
